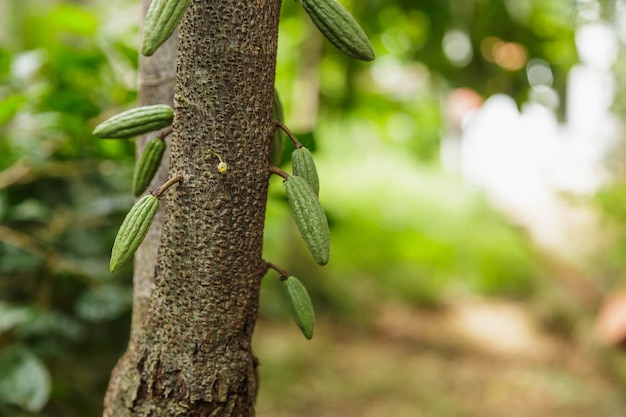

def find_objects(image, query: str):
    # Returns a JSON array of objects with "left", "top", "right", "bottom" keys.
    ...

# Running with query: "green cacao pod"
[
  {"left": 301, "top": 0, "right": 375, "bottom": 61},
  {"left": 142, "top": 0, "right": 192, "bottom": 56},
  {"left": 93, "top": 105, "right": 173, "bottom": 139},
  {"left": 110, "top": 194, "right": 159, "bottom": 272},
  {"left": 132, "top": 137, "right": 166, "bottom": 197},
  {"left": 285, "top": 175, "right": 330, "bottom": 266},
  {"left": 282, "top": 276, "right": 315, "bottom": 340},
  {"left": 270, "top": 88, "right": 286, "bottom": 166},
  {"left": 291, "top": 147, "right": 319, "bottom": 197}
]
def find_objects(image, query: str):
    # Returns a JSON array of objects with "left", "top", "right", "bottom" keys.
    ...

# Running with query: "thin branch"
[
  {"left": 266, "top": 262, "right": 289, "bottom": 280},
  {"left": 275, "top": 121, "right": 302, "bottom": 148},
  {"left": 0, "top": 159, "right": 98, "bottom": 189},
  {"left": 152, "top": 174, "right": 183, "bottom": 198},
  {"left": 159, "top": 126, "right": 174, "bottom": 140},
  {"left": 269, "top": 166, "right": 289, "bottom": 180},
  {"left": 0, "top": 160, "right": 31, "bottom": 189},
  {"left": 0, "top": 224, "right": 49, "bottom": 259}
]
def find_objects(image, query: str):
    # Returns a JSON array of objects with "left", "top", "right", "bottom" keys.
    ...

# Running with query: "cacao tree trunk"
[
  {"left": 131, "top": 1, "right": 178, "bottom": 349},
  {"left": 103, "top": 0, "right": 177, "bottom": 410},
  {"left": 104, "top": 0, "right": 281, "bottom": 415}
]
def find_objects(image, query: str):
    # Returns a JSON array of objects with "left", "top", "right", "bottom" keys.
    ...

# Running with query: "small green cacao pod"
[
  {"left": 282, "top": 276, "right": 315, "bottom": 340},
  {"left": 291, "top": 147, "right": 319, "bottom": 197},
  {"left": 301, "top": 0, "right": 375, "bottom": 61},
  {"left": 110, "top": 195, "right": 159, "bottom": 272},
  {"left": 93, "top": 105, "right": 173, "bottom": 139},
  {"left": 132, "top": 137, "right": 166, "bottom": 197},
  {"left": 142, "top": 0, "right": 192, "bottom": 56},
  {"left": 285, "top": 175, "right": 330, "bottom": 266},
  {"left": 270, "top": 88, "right": 286, "bottom": 166}
]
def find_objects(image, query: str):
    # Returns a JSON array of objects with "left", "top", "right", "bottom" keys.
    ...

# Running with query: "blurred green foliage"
[
  {"left": 593, "top": 173, "right": 626, "bottom": 287},
  {"left": 0, "top": 0, "right": 595, "bottom": 415},
  {"left": 0, "top": 0, "right": 138, "bottom": 414}
]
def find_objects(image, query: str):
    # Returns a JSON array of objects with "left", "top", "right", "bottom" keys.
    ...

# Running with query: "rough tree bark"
[
  {"left": 131, "top": 0, "right": 178, "bottom": 348},
  {"left": 104, "top": 0, "right": 281, "bottom": 415},
  {"left": 104, "top": 0, "right": 177, "bottom": 410}
]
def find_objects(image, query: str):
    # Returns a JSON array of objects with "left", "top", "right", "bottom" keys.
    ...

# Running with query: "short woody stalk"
[
  {"left": 275, "top": 121, "right": 303, "bottom": 148},
  {"left": 152, "top": 174, "right": 183, "bottom": 198},
  {"left": 266, "top": 261, "right": 290, "bottom": 280},
  {"left": 159, "top": 126, "right": 174, "bottom": 140},
  {"left": 269, "top": 166, "right": 290, "bottom": 180}
]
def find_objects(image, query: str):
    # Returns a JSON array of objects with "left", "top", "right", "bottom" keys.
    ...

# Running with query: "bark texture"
[
  {"left": 104, "top": 0, "right": 281, "bottom": 415},
  {"left": 132, "top": 3, "right": 178, "bottom": 348},
  {"left": 104, "top": 0, "right": 177, "bottom": 411}
]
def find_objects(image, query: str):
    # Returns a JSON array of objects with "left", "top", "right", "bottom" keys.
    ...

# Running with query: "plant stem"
[
  {"left": 269, "top": 166, "right": 289, "bottom": 180},
  {"left": 152, "top": 174, "right": 183, "bottom": 198},
  {"left": 275, "top": 121, "right": 302, "bottom": 148},
  {"left": 266, "top": 261, "right": 289, "bottom": 280},
  {"left": 159, "top": 126, "right": 174, "bottom": 140}
]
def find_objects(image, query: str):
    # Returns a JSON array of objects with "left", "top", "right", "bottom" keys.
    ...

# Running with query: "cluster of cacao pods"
[
  {"left": 269, "top": 0, "right": 374, "bottom": 336},
  {"left": 139, "top": 0, "right": 374, "bottom": 61},
  {"left": 92, "top": 104, "right": 175, "bottom": 272},
  {"left": 270, "top": 0, "right": 374, "bottom": 338},
  {"left": 94, "top": 0, "right": 375, "bottom": 339},
  {"left": 267, "top": 113, "right": 330, "bottom": 338}
]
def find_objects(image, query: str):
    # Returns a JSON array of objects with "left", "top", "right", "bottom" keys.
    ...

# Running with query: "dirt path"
[{"left": 254, "top": 299, "right": 626, "bottom": 417}]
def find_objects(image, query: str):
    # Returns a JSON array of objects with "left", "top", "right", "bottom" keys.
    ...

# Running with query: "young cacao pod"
[
  {"left": 282, "top": 276, "right": 315, "bottom": 340},
  {"left": 291, "top": 147, "right": 319, "bottom": 197},
  {"left": 270, "top": 88, "right": 286, "bottom": 166},
  {"left": 301, "top": 0, "right": 375, "bottom": 61},
  {"left": 93, "top": 105, "right": 173, "bottom": 139},
  {"left": 110, "top": 194, "right": 159, "bottom": 272},
  {"left": 132, "top": 137, "right": 166, "bottom": 197},
  {"left": 285, "top": 175, "right": 330, "bottom": 266},
  {"left": 142, "top": 0, "right": 192, "bottom": 56}
]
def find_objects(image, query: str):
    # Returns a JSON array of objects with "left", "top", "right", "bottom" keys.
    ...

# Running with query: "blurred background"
[{"left": 3, "top": 0, "right": 626, "bottom": 415}]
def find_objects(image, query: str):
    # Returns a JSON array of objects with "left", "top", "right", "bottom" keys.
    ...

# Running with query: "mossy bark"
[{"left": 103, "top": 0, "right": 280, "bottom": 415}]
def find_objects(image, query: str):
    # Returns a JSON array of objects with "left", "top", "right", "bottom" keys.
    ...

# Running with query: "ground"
[{"left": 254, "top": 299, "right": 626, "bottom": 417}]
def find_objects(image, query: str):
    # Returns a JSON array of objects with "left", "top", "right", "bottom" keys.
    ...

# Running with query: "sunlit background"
[{"left": 3, "top": 0, "right": 626, "bottom": 415}]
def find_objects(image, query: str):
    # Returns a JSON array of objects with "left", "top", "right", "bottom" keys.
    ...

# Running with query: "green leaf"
[
  {"left": 46, "top": 4, "right": 97, "bottom": 37},
  {"left": 0, "top": 303, "right": 33, "bottom": 333},
  {"left": 0, "top": 94, "right": 27, "bottom": 127},
  {"left": 0, "top": 347, "right": 51, "bottom": 413}
]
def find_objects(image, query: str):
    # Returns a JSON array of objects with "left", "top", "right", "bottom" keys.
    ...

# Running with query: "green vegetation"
[
  {"left": 0, "top": 1, "right": 137, "bottom": 414},
  {"left": 1, "top": 0, "right": 624, "bottom": 415}
]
